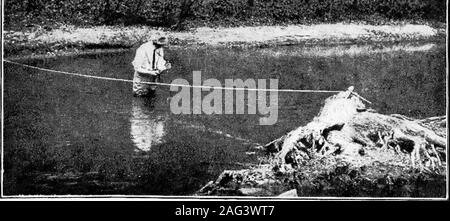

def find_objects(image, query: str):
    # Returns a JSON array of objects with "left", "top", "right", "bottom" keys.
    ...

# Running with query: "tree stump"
[
  {"left": 198, "top": 87, "right": 446, "bottom": 197},
  {"left": 267, "top": 87, "right": 446, "bottom": 171}
]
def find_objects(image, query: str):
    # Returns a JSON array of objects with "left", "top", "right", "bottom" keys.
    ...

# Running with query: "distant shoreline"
[{"left": 3, "top": 22, "right": 446, "bottom": 59}]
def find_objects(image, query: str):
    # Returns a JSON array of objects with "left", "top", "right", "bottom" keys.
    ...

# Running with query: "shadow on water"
[{"left": 3, "top": 41, "right": 447, "bottom": 195}]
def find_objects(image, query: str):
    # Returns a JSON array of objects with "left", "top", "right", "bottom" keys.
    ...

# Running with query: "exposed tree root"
[
  {"left": 266, "top": 87, "right": 446, "bottom": 171},
  {"left": 198, "top": 87, "right": 446, "bottom": 197}
]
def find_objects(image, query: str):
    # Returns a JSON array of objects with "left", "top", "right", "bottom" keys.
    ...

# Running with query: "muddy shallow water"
[{"left": 3, "top": 42, "right": 446, "bottom": 195}]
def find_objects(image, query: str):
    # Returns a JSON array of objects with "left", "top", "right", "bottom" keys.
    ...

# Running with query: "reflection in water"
[
  {"left": 258, "top": 43, "right": 437, "bottom": 57},
  {"left": 130, "top": 97, "right": 166, "bottom": 151}
]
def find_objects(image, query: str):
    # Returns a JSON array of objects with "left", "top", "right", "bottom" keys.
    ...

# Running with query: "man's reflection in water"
[{"left": 130, "top": 96, "right": 166, "bottom": 151}]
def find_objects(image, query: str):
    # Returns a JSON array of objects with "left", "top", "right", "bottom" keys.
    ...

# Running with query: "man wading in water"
[{"left": 132, "top": 37, "right": 172, "bottom": 96}]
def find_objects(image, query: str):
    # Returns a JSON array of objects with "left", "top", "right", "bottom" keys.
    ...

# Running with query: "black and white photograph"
[{"left": 1, "top": 0, "right": 448, "bottom": 204}]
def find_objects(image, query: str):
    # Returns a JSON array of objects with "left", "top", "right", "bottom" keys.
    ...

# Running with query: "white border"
[
  {"left": 445, "top": 0, "right": 449, "bottom": 201},
  {"left": 0, "top": 0, "right": 448, "bottom": 201}
]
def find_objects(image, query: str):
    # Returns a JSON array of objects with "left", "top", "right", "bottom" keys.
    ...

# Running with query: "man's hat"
[{"left": 153, "top": 37, "right": 169, "bottom": 46}]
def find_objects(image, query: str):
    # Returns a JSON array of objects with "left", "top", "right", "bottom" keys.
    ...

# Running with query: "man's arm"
[{"left": 155, "top": 49, "right": 172, "bottom": 73}]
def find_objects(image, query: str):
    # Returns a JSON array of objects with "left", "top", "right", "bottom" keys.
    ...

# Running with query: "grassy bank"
[
  {"left": 4, "top": 0, "right": 446, "bottom": 57},
  {"left": 5, "top": 0, "right": 446, "bottom": 29},
  {"left": 3, "top": 22, "right": 446, "bottom": 58}
]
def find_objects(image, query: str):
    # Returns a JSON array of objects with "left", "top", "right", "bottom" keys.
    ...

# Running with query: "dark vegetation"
[{"left": 5, "top": 0, "right": 447, "bottom": 30}]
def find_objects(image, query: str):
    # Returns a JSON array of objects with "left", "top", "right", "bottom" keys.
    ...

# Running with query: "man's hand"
[
  {"left": 165, "top": 62, "right": 172, "bottom": 70},
  {"left": 140, "top": 68, "right": 159, "bottom": 76}
]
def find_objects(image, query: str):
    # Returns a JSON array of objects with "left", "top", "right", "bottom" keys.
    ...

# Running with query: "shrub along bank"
[{"left": 5, "top": 0, "right": 446, "bottom": 30}]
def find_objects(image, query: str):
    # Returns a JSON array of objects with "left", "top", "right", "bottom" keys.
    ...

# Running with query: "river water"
[{"left": 3, "top": 41, "right": 446, "bottom": 195}]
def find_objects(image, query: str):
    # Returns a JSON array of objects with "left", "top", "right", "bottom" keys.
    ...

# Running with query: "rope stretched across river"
[{"left": 3, "top": 59, "right": 372, "bottom": 103}]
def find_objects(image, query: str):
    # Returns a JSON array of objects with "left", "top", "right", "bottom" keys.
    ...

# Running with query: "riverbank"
[{"left": 3, "top": 22, "right": 446, "bottom": 59}]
